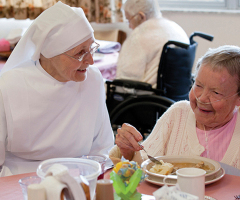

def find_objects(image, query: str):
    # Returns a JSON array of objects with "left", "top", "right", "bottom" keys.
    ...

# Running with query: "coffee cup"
[{"left": 164, "top": 167, "right": 206, "bottom": 200}]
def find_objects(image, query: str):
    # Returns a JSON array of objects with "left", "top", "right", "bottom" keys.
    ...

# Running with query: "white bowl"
[
  {"left": 141, "top": 155, "right": 221, "bottom": 178},
  {"left": 37, "top": 158, "right": 101, "bottom": 200}
]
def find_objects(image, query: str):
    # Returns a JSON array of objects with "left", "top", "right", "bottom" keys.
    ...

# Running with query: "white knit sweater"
[
  {"left": 116, "top": 17, "right": 189, "bottom": 88},
  {"left": 139, "top": 101, "right": 240, "bottom": 169},
  {"left": 110, "top": 101, "right": 240, "bottom": 169}
]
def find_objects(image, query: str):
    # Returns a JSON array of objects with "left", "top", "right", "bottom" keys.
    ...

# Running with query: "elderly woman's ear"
[{"left": 138, "top": 11, "right": 147, "bottom": 23}]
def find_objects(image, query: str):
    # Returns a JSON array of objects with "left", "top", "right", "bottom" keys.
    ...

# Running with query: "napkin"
[
  {"left": 96, "top": 39, "right": 121, "bottom": 54},
  {"left": 153, "top": 184, "right": 199, "bottom": 200},
  {"left": 45, "top": 164, "right": 87, "bottom": 200},
  {"left": 6, "top": 28, "right": 27, "bottom": 45}
]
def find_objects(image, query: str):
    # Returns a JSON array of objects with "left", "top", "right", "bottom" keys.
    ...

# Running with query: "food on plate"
[
  {"left": 149, "top": 160, "right": 174, "bottom": 175},
  {"left": 149, "top": 160, "right": 213, "bottom": 175}
]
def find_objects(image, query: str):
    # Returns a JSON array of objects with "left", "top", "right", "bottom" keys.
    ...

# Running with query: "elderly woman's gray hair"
[
  {"left": 195, "top": 45, "right": 240, "bottom": 93},
  {"left": 123, "top": 0, "right": 161, "bottom": 19}
]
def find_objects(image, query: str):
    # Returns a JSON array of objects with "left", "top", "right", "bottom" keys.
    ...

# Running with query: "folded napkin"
[
  {"left": 109, "top": 145, "right": 123, "bottom": 165},
  {"left": 153, "top": 184, "right": 199, "bottom": 200},
  {"left": 96, "top": 39, "right": 121, "bottom": 54},
  {"left": 6, "top": 28, "right": 27, "bottom": 45}
]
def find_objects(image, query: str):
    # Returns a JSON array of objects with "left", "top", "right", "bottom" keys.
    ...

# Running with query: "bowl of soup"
[{"left": 141, "top": 155, "right": 221, "bottom": 178}]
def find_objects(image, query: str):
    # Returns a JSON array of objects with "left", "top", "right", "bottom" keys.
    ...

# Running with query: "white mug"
[{"left": 163, "top": 168, "right": 206, "bottom": 200}]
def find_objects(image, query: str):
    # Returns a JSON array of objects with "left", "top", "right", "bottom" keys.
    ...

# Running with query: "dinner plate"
[
  {"left": 145, "top": 167, "right": 225, "bottom": 186},
  {"left": 141, "top": 155, "right": 221, "bottom": 178}
]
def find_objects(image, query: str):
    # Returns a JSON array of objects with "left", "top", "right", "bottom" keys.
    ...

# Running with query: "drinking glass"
[
  {"left": 80, "top": 155, "right": 107, "bottom": 180},
  {"left": 19, "top": 175, "right": 42, "bottom": 200}
]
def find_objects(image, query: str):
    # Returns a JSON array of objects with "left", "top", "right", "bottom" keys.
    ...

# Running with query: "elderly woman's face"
[
  {"left": 189, "top": 64, "right": 240, "bottom": 129},
  {"left": 48, "top": 37, "right": 94, "bottom": 82}
]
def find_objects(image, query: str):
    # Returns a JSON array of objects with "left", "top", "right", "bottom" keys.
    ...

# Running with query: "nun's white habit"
[{"left": 0, "top": 2, "right": 114, "bottom": 176}]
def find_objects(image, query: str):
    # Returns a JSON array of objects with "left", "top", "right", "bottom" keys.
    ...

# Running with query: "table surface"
[{"left": 0, "top": 168, "right": 240, "bottom": 200}]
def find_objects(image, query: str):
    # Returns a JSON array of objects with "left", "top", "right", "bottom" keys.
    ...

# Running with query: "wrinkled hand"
[{"left": 115, "top": 123, "right": 143, "bottom": 160}]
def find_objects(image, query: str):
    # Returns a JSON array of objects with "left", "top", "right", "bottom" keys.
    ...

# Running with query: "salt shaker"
[{"left": 95, "top": 179, "right": 114, "bottom": 200}]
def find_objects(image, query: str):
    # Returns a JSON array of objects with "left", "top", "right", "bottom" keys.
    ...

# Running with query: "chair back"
[
  {"left": 157, "top": 41, "right": 196, "bottom": 101},
  {"left": 157, "top": 32, "right": 214, "bottom": 101}
]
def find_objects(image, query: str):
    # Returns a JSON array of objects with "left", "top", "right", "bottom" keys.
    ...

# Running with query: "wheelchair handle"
[{"left": 190, "top": 31, "right": 214, "bottom": 44}]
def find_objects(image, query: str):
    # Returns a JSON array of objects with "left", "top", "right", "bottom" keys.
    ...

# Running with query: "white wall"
[{"left": 162, "top": 11, "right": 240, "bottom": 71}]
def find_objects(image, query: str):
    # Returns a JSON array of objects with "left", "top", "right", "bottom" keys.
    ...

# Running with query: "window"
[{"left": 158, "top": 0, "right": 240, "bottom": 11}]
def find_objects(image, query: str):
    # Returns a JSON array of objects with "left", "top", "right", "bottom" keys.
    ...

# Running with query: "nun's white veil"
[{"left": 1, "top": 1, "right": 94, "bottom": 74}]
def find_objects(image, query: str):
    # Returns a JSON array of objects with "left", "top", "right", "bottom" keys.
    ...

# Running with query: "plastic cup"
[
  {"left": 37, "top": 158, "right": 101, "bottom": 200},
  {"left": 80, "top": 155, "right": 107, "bottom": 180},
  {"left": 19, "top": 175, "right": 42, "bottom": 200}
]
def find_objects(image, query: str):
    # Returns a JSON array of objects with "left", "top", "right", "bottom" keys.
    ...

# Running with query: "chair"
[
  {"left": 108, "top": 93, "right": 175, "bottom": 139},
  {"left": 106, "top": 31, "right": 214, "bottom": 137},
  {"left": 94, "top": 29, "right": 127, "bottom": 45},
  {"left": 106, "top": 79, "right": 175, "bottom": 138}
]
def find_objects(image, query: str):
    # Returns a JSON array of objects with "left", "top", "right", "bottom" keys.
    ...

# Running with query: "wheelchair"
[{"left": 106, "top": 31, "right": 214, "bottom": 138}]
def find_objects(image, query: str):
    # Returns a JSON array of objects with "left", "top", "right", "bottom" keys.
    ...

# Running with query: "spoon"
[{"left": 137, "top": 142, "right": 162, "bottom": 165}]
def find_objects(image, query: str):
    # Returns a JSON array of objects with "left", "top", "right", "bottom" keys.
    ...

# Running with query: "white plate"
[
  {"left": 145, "top": 167, "right": 225, "bottom": 186},
  {"left": 93, "top": 53, "right": 105, "bottom": 61},
  {"left": 141, "top": 156, "right": 221, "bottom": 178}
]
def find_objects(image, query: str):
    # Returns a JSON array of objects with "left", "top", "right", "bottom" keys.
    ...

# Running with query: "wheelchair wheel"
[{"left": 109, "top": 95, "right": 175, "bottom": 139}]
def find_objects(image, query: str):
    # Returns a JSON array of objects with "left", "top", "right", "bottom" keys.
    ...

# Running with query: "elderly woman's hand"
[{"left": 115, "top": 123, "right": 143, "bottom": 160}]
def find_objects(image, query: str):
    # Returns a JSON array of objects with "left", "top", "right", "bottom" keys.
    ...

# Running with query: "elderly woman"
[
  {"left": 0, "top": 2, "right": 114, "bottom": 176},
  {"left": 116, "top": 0, "right": 189, "bottom": 88},
  {"left": 110, "top": 45, "right": 240, "bottom": 169}
]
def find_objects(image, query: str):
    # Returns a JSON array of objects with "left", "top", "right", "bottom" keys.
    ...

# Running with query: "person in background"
[
  {"left": 116, "top": 0, "right": 189, "bottom": 88},
  {"left": 110, "top": 45, "right": 240, "bottom": 169},
  {"left": 0, "top": 1, "right": 114, "bottom": 177}
]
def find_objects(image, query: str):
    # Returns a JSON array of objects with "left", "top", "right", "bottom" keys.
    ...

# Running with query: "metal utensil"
[
  {"left": 235, "top": 195, "right": 240, "bottom": 199},
  {"left": 138, "top": 142, "right": 162, "bottom": 165}
]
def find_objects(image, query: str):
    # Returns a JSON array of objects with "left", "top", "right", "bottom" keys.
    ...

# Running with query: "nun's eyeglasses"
[
  {"left": 64, "top": 42, "right": 100, "bottom": 62},
  {"left": 192, "top": 83, "right": 239, "bottom": 105}
]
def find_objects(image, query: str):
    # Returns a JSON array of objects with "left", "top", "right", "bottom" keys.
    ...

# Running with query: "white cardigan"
[
  {"left": 138, "top": 101, "right": 240, "bottom": 169},
  {"left": 110, "top": 101, "right": 240, "bottom": 169},
  {"left": 116, "top": 17, "right": 189, "bottom": 88}
]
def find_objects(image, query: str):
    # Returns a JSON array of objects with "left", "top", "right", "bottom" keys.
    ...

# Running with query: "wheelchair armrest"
[
  {"left": 106, "top": 79, "right": 153, "bottom": 91},
  {"left": 163, "top": 41, "right": 189, "bottom": 50}
]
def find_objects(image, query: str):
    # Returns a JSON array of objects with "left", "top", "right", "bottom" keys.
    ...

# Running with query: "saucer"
[{"left": 145, "top": 167, "right": 225, "bottom": 186}]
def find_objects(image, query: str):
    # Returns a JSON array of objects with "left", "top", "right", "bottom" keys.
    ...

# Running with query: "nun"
[{"left": 0, "top": 1, "right": 114, "bottom": 176}]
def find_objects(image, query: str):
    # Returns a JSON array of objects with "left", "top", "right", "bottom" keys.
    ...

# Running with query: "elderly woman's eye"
[
  {"left": 212, "top": 91, "right": 223, "bottom": 99},
  {"left": 196, "top": 84, "right": 202, "bottom": 88},
  {"left": 76, "top": 50, "right": 86, "bottom": 56}
]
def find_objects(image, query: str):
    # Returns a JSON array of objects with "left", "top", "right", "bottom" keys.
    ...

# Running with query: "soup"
[
  {"left": 149, "top": 160, "right": 213, "bottom": 175},
  {"left": 172, "top": 161, "right": 213, "bottom": 171}
]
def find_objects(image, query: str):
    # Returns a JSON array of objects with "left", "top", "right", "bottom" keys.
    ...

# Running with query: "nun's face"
[{"left": 47, "top": 37, "right": 95, "bottom": 82}]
